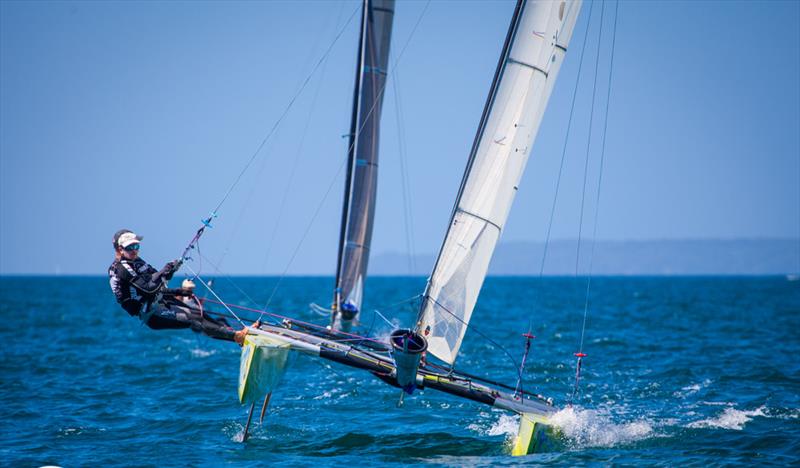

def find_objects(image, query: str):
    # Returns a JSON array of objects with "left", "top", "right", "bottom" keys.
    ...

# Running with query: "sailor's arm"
[
  {"left": 129, "top": 260, "right": 181, "bottom": 295},
  {"left": 109, "top": 264, "right": 143, "bottom": 316}
]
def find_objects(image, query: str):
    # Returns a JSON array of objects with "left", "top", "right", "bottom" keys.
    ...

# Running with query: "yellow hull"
[
  {"left": 238, "top": 334, "right": 291, "bottom": 404},
  {"left": 511, "top": 412, "right": 556, "bottom": 456}
]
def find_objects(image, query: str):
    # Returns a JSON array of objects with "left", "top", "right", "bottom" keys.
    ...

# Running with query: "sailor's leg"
[
  {"left": 197, "top": 317, "right": 236, "bottom": 342},
  {"left": 202, "top": 312, "right": 231, "bottom": 328},
  {"left": 145, "top": 305, "right": 192, "bottom": 330},
  {"left": 173, "top": 306, "right": 236, "bottom": 342},
  {"left": 168, "top": 297, "right": 232, "bottom": 328}
]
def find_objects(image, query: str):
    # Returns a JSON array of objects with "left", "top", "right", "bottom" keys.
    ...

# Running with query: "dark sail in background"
[{"left": 333, "top": 0, "right": 395, "bottom": 328}]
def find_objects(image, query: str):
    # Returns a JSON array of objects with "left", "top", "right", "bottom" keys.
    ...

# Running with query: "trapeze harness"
[{"left": 108, "top": 257, "right": 235, "bottom": 342}]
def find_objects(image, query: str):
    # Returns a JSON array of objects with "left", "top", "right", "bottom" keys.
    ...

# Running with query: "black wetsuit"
[{"left": 108, "top": 256, "right": 234, "bottom": 341}]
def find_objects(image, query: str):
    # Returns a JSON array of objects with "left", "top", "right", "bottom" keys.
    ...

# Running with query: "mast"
[
  {"left": 334, "top": 0, "right": 368, "bottom": 315},
  {"left": 417, "top": 0, "right": 583, "bottom": 364},
  {"left": 333, "top": 0, "right": 396, "bottom": 328}
]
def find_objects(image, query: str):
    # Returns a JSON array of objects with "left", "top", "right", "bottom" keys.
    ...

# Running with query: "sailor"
[{"left": 108, "top": 229, "right": 249, "bottom": 344}]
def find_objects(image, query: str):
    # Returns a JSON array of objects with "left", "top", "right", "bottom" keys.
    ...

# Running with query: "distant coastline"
[{"left": 370, "top": 238, "right": 800, "bottom": 276}]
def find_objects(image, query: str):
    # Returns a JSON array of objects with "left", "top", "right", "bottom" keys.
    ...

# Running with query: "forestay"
[
  {"left": 417, "top": 0, "right": 582, "bottom": 364},
  {"left": 335, "top": 0, "right": 396, "bottom": 318}
]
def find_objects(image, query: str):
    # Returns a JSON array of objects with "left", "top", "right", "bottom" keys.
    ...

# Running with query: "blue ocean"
[{"left": 1, "top": 276, "right": 798, "bottom": 466}]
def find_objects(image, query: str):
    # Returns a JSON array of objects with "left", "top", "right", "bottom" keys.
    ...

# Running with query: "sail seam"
[
  {"left": 506, "top": 57, "right": 548, "bottom": 77},
  {"left": 418, "top": 0, "right": 526, "bottom": 315},
  {"left": 364, "top": 66, "right": 388, "bottom": 75},
  {"left": 345, "top": 242, "right": 371, "bottom": 250},
  {"left": 456, "top": 208, "right": 502, "bottom": 232}
]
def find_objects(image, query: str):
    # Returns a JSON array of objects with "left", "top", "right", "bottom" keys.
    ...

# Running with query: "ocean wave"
[
  {"left": 548, "top": 406, "right": 654, "bottom": 448},
  {"left": 687, "top": 405, "right": 766, "bottom": 430},
  {"left": 672, "top": 378, "right": 712, "bottom": 398},
  {"left": 190, "top": 348, "right": 216, "bottom": 358},
  {"left": 467, "top": 411, "right": 509, "bottom": 436}
]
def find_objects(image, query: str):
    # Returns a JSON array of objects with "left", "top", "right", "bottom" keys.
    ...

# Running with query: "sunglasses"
[{"left": 123, "top": 244, "right": 140, "bottom": 252}]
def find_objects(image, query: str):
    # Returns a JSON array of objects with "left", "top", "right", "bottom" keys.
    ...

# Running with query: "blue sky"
[{"left": 1, "top": 0, "right": 798, "bottom": 275}]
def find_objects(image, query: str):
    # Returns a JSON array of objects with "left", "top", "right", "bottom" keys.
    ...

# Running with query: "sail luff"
[
  {"left": 335, "top": 0, "right": 396, "bottom": 321},
  {"left": 420, "top": 0, "right": 527, "bottom": 317},
  {"left": 417, "top": 0, "right": 583, "bottom": 365}
]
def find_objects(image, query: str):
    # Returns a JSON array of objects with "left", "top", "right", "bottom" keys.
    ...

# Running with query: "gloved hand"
[
  {"left": 170, "top": 260, "right": 181, "bottom": 272},
  {"left": 161, "top": 259, "right": 183, "bottom": 280}
]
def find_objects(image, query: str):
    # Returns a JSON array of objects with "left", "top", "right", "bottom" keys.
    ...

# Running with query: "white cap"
[
  {"left": 181, "top": 279, "right": 196, "bottom": 290},
  {"left": 117, "top": 231, "right": 143, "bottom": 248}
]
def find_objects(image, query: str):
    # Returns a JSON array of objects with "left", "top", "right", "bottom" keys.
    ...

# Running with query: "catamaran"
[{"left": 227, "top": 0, "right": 584, "bottom": 455}]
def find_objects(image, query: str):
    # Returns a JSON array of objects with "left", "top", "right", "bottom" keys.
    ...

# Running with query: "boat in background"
[{"left": 330, "top": 0, "right": 395, "bottom": 331}]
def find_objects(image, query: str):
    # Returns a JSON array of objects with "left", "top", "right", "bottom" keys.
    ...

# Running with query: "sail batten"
[
  {"left": 418, "top": 0, "right": 582, "bottom": 365},
  {"left": 334, "top": 0, "right": 395, "bottom": 325}
]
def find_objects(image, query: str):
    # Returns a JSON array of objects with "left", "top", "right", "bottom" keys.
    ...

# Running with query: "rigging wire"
[
  {"left": 374, "top": 293, "right": 422, "bottom": 314},
  {"left": 209, "top": 5, "right": 361, "bottom": 218},
  {"left": 515, "top": 0, "right": 594, "bottom": 404},
  {"left": 371, "top": 294, "right": 422, "bottom": 323},
  {"left": 569, "top": 0, "right": 606, "bottom": 404},
  {"left": 197, "top": 250, "right": 278, "bottom": 316},
  {"left": 428, "top": 296, "right": 524, "bottom": 385},
  {"left": 578, "top": 0, "right": 620, "bottom": 360},
  {"left": 258, "top": 0, "right": 433, "bottom": 317},
  {"left": 391, "top": 69, "right": 418, "bottom": 275},
  {"left": 536, "top": 0, "right": 595, "bottom": 280},
  {"left": 372, "top": 308, "right": 397, "bottom": 328},
  {"left": 260, "top": 17, "right": 341, "bottom": 274},
  {"left": 183, "top": 263, "right": 247, "bottom": 328},
  {"left": 574, "top": 0, "right": 607, "bottom": 278},
  {"left": 212, "top": 132, "right": 277, "bottom": 272},
  {"left": 177, "top": 4, "right": 362, "bottom": 260},
  {"left": 176, "top": 0, "right": 429, "bottom": 324},
  {"left": 571, "top": 0, "right": 620, "bottom": 404},
  {"left": 212, "top": 2, "right": 343, "bottom": 273},
  {"left": 258, "top": 150, "right": 350, "bottom": 317}
]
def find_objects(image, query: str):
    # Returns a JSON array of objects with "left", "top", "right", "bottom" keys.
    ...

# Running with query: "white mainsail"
[{"left": 417, "top": 0, "right": 582, "bottom": 364}]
